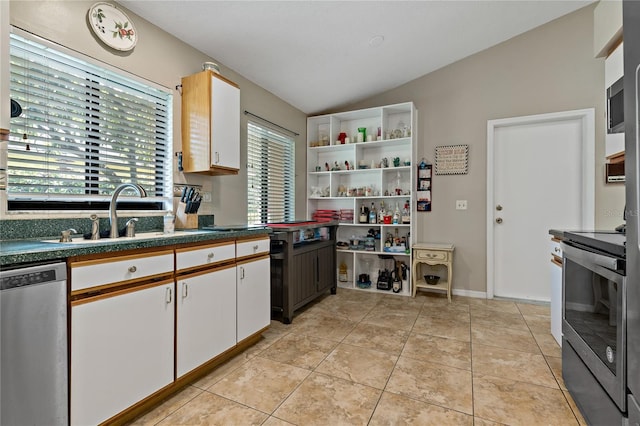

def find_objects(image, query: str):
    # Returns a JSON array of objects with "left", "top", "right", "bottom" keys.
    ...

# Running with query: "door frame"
[{"left": 486, "top": 108, "right": 595, "bottom": 299}]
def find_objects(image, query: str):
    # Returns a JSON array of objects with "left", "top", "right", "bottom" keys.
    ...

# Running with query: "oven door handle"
[{"left": 562, "top": 243, "right": 624, "bottom": 276}]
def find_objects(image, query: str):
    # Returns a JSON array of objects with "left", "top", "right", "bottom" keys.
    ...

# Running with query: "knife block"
[{"left": 176, "top": 202, "right": 198, "bottom": 229}]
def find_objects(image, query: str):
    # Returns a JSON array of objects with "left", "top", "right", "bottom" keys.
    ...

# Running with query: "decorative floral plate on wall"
[{"left": 88, "top": 2, "right": 137, "bottom": 51}]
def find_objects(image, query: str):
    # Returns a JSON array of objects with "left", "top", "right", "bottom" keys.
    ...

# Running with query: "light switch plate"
[{"left": 456, "top": 200, "right": 468, "bottom": 210}]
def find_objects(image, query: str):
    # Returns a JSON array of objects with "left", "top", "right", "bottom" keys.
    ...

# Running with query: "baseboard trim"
[{"left": 451, "top": 289, "right": 487, "bottom": 299}]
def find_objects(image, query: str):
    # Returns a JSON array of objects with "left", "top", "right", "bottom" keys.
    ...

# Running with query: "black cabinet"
[{"left": 270, "top": 223, "right": 337, "bottom": 324}]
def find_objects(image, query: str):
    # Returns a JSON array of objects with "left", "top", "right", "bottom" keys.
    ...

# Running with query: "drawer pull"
[
  {"left": 128, "top": 265, "right": 137, "bottom": 273},
  {"left": 166, "top": 287, "right": 172, "bottom": 304},
  {"left": 239, "top": 266, "right": 245, "bottom": 279},
  {"left": 207, "top": 252, "right": 215, "bottom": 259},
  {"left": 182, "top": 282, "right": 188, "bottom": 298},
  {"left": 253, "top": 244, "right": 259, "bottom": 252}
]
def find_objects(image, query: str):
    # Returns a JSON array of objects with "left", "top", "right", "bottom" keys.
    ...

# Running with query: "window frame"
[
  {"left": 4, "top": 27, "right": 173, "bottom": 216},
  {"left": 246, "top": 120, "right": 295, "bottom": 224}
]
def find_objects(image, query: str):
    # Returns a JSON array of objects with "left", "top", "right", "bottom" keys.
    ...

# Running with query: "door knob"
[
  {"left": 496, "top": 218, "right": 503, "bottom": 224},
  {"left": 496, "top": 205, "right": 503, "bottom": 211}
]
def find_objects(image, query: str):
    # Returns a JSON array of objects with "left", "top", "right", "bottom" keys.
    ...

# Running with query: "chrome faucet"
[
  {"left": 125, "top": 218, "right": 139, "bottom": 238},
  {"left": 109, "top": 183, "right": 147, "bottom": 238}
]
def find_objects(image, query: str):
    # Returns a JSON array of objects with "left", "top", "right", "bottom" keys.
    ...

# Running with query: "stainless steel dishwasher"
[{"left": 1, "top": 262, "right": 68, "bottom": 425}]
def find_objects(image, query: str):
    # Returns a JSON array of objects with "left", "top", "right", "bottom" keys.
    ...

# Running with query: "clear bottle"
[
  {"left": 339, "top": 261, "right": 348, "bottom": 282},
  {"left": 378, "top": 201, "right": 385, "bottom": 223},
  {"left": 369, "top": 202, "right": 377, "bottom": 224},
  {"left": 163, "top": 212, "right": 175, "bottom": 234},
  {"left": 393, "top": 203, "right": 400, "bottom": 224},
  {"left": 402, "top": 200, "right": 410, "bottom": 224}
]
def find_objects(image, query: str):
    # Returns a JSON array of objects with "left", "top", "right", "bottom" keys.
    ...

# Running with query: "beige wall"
[
  {"left": 7, "top": 2, "right": 625, "bottom": 295},
  {"left": 7, "top": 0, "right": 308, "bottom": 224},
  {"left": 340, "top": 4, "right": 623, "bottom": 294}
]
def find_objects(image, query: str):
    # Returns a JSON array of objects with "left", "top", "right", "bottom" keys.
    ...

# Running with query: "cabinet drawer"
[
  {"left": 176, "top": 242, "right": 235, "bottom": 271},
  {"left": 414, "top": 250, "right": 449, "bottom": 262},
  {"left": 71, "top": 251, "right": 173, "bottom": 292},
  {"left": 549, "top": 239, "right": 563, "bottom": 258},
  {"left": 236, "top": 237, "right": 270, "bottom": 259}
]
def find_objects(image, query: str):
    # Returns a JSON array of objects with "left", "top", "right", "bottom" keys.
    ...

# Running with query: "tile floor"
[{"left": 130, "top": 289, "right": 587, "bottom": 426}]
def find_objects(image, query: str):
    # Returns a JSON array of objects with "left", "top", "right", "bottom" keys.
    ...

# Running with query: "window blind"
[
  {"left": 247, "top": 121, "right": 295, "bottom": 224},
  {"left": 7, "top": 31, "right": 172, "bottom": 208}
]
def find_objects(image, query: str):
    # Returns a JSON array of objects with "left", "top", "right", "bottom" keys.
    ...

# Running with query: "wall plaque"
[{"left": 435, "top": 144, "right": 469, "bottom": 175}]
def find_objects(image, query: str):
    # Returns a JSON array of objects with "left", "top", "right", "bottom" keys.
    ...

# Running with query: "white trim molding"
[{"left": 486, "top": 108, "right": 595, "bottom": 299}]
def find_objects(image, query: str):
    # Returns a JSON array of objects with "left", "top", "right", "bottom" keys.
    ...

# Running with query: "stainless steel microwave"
[{"left": 607, "top": 76, "right": 624, "bottom": 134}]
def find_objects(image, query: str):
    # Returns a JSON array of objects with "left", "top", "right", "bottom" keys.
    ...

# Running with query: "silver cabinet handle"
[
  {"left": 253, "top": 244, "right": 259, "bottom": 252},
  {"left": 128, "top": 265, "right": 137, "bottom": 273},
  {"left": 182, "top": 282, "right": 188, "bottom": 298},
  {"left": 207, "top": 252, "right": 215, "bottom": 259},
  {"left": 240, "top": 266, "right": 245, "bottom": 280},
  {"left": 166, "top": 287, "right": 172, "bottom": 304}
]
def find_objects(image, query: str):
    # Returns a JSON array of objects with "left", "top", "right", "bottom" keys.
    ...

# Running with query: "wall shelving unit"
[{"left": 306, "top": 102, "right": 417, "bottom": 296}]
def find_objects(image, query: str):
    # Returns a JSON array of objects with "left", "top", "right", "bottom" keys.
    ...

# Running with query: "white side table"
[{"left": 412, "top": 243, "right": 454, "bottom": 301}]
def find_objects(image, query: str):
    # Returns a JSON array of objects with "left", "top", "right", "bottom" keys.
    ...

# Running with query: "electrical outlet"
[
  {"left": 456, "top": 200, "right": 468, "bottom": 210},
  {"left": 202, "top": 192, "right": 212, "bottom": 202}
]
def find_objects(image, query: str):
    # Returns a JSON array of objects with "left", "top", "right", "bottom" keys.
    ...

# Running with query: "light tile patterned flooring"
[{"left": 131, "top": 289, "right": 587, "bottom": 425}]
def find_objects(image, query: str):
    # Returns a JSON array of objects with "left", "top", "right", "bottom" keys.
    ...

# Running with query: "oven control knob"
[{"left": 606, "top": 346, "right": 615, "bottom": 364}]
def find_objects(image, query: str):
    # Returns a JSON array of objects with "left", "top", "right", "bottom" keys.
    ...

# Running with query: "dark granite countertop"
[
  {"left": 549, "top": 229, "right": 566, "bottom": 240},
  {"left": 265, "top": 220, "right": 339, "bottom": 232},
  {"left": 0, "top": 228, "right": 270, "bottom": 267}
]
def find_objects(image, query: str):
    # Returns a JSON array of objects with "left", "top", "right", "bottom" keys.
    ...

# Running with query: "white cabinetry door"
[
  {"left": 237, "top": 257, "right": 271, "bottom": 341},
  {"left": 211, "top": 75, "right": 240, "bottom": 170},
  {"left": 176, "top": 266, "right": 237, "bottom": 378},
  {"left": 71, "top": 281, "right": 174, "bottom": 426}
]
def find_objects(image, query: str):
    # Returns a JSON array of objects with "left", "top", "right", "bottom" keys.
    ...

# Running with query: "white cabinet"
[
  {"left": 550, "top": 237, "right": 563, "bottom": 346},
  {"left": 69, "top": 234, "right": 273, "bottom": 423},
  {"left": 175, "top": 241, "right": 236, "bottom": 272},
  {"left": 237, "top": 256, "right": 271, "bottom": 341},
  {"left": 176, "top": 266, "right": 237, "bottom": 378},
  {"left": 70, "top": 250, "right": 173, "bottom": 293},
  {"left": 211, "top": 75, "right": 240, "bottom": 170},
  {"left": 236, "top": 237, "right": 271, "bottom": 341},
  {"left": 70, "top": 280, "right": 174, "bottom": 426},
  {"left": 181, "top": 70, "right": 240, "bottom": 175},
  {"left": 306, "top": 102, "right": 416, "bottom": 295}
]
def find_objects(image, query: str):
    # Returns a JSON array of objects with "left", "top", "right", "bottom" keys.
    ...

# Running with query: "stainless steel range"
[
  {"left": 624, "top": 1, "right": 640, "bottom": 424},
  {"left": 562, "top": 3, "right": 640, "bottom": 424},
  {"left": 561, "top": 231, "right": 628, "bottom": 424}
]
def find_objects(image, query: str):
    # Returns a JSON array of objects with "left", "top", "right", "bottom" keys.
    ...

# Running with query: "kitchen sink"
[{"left": 41, "top": 230, "right": 213, "bottom": 244}]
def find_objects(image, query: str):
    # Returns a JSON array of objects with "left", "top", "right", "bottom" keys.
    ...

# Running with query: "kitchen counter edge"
[{"left": 0, "top": 228, "right": 271, "bottom": 267}]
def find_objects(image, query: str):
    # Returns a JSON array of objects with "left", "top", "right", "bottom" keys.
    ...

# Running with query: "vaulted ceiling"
[{"left": 119, "top": 0, "right": 594, "bottom": 114}]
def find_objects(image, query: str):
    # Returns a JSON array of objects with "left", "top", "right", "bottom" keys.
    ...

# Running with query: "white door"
[
  {"left": 71, "top": 281, "right": 175, "bottom": 426},
  {"left": 237, "top": 257, "right": 271, "bottom": 342},
  {"left": 210, "top": 75, "right": 240, "bottom": 169},
  {"left": 176, "top": 266, "right": 237, "bottom": 378},
  {"left": 487, "top": 109, "right": 594, "bottom": 301}
]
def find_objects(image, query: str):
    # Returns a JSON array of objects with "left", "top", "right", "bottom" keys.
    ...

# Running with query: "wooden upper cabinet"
[{"left": 181, "top": 70, "right": 240, "bottom": 175}]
